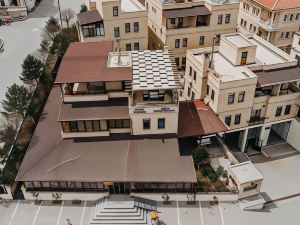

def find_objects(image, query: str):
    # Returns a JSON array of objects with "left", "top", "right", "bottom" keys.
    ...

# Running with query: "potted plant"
[
  {"left": 32, "top": 192, "right": 41, "bottom": 205},
  {"left": 52, "top": 193, "right": 62, "bottom": 204},
  {"left": 72, "top": 199, "right": 81, "bottom": 205},
  {"left": 162, "top": 193, "right": 171, "bottom": 205}
]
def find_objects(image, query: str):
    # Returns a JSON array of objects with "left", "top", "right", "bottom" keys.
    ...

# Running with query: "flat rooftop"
[
  {"left": 121, "top": 0, "right": 145, "bottom": 12},
  {"left": 16, "top": 86, "right": 196, "bottom": 183},
  {"left": 224, "top": 33, "right": 254, "bottom": 48},
  {"left": 55, "top": 42, "right": 132, "bottom": 84},
  {"left": 193, "top": 52, "right": 256, "bottom": 82},
  {"left": 229, "top": 161, "right": 263, "bottom": 184},
  {"left": 131, "top": 50, "right": 181, "bottom": 90},
  {"left": 59, "top": 98, "right": 130, "bottom": 121}
]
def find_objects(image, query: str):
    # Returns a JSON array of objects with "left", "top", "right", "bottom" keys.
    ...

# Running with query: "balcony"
[
  {"left": 62, "top": 82, "right": 129, "bottom": 102},
  {"left": 248, "top": 116, "right": 265, "bottom": 126}
]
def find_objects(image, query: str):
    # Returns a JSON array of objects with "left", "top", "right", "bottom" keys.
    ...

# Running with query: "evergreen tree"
[
  {"left": 80, "top": 4, "right": 87, "bottom": 13},
  {"left": 20, "top": 54, "right": 43, "bottom": 84},
  {"left": 1, "top": 84, "right": 32, "bottom": 119},
  {"left": 192, "top": 145, "right": 209, "bottom": 170},
  {"left": 41, "top": 17, "right": 61, "bottom": 42}
]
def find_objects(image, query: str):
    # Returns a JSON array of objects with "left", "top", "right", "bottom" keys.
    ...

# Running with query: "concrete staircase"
[{"left": 90, "top": 195, "right": 151, "bottom": 224}]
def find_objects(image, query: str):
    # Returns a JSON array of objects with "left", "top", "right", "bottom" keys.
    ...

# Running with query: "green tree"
[
  {"left": 1, "top": 84, "right": 32, "bottom": 119},
  {"left": 192, "top": 145, "right": 209, "bottom": 170},
  {"left": 41, "top": 17, "right": 61, "bottom": 42},
  {"left": 80, "top": 4, "right": 87, "bottom": 13},
  {"left": 20, "top": 55, "right": 44, "bottom": 84},
  {"left": 56, "top": 26, "right": 78, "bottom": 56}
]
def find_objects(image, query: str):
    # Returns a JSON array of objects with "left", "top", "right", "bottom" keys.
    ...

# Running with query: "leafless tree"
[{"left": 61, "top": 8, "right": 76, "bottom": 28}]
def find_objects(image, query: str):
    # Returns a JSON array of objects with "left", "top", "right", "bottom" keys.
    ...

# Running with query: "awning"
[
  {"left": 178, "top": 100, "right": 228, "bottom": 138},
  {"left": 77, "top": 10, "right": 102, "bottom": 25},
  {"left": 255, "top": 67, "right": 300, "bottom": 87},
  {"left": 163, "top": 6, "right": 211, "bottom": 19}
]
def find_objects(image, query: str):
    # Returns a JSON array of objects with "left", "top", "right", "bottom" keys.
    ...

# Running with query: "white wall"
[{"left": 287, "top": 118, "right": 300, "bottom": 152}]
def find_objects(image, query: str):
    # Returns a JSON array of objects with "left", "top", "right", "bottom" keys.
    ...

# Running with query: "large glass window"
[
  {"left": 182, "top": 38, "right": 188, "bottom": 47},
  {"left": 225, "top": 14, "right": 231, "bottom": 23},
  {"left": 218, "top": 15, "right": 223, "bottom": 24},
  {"left": 143, "top": 91, "right": 164, "bottom": 101},
  {"left": 85, "top": 121, "right": 93, "bottom": 132},
  {"left": 87, "top": 82, "right": 105, "bottom": 93},
  {"left": 108, "top": 120, "right": 130, "bottom": 129},
  {"left": 77, "top": 121, "right": 85, "bottom": 132},
  {"left": 93, "top": 120, "right": 100, "bottom": 131},
  {"left": 62, "top": 122, "right": 70, "bottom": 132},
  {"left": 82, "top": 23, "right": 105, "bottom": 37},
  {"left": 70, "top": 121, "right": 78, "bottom": 132},
  {"left": 238, "top": 91, "right": 245, "bottom": 102},
  {"left": 100, "top": 120, "right": 108, "bottom": 130},
  {"left": 175, "top": 39, "right": 180, "bottom": 48}
]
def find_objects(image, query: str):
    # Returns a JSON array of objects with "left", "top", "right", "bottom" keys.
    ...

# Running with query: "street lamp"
[{"left": 58, "top": 0, "right": 63, "bottom": 28}]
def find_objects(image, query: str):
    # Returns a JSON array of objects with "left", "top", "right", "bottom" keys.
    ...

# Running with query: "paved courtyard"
[
  {"left": 1, "top": 197, "right": 300, "bottom": 225},
  {"left": 251, "top": 152, "right": 300, "bottom": 200},
  {"left": 0, "top": 0, "right": 83, "bottom": 111}
]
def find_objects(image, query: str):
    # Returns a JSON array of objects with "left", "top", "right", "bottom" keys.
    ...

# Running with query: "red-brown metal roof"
[
  {"left": 77, "top": 10, "right": 102, "bottom": 25},
  {"left": 55, "top": 42, "right": 132, "bottom": 84},
  {"left": 178, "top": 100, "right": 228, "bottom": 138},
  {"left": 253, "top": 0, "right": 300, "bottom": 10}
]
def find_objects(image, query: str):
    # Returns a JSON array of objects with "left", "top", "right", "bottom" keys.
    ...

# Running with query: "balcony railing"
[{"left": 248, "top": 116, "right": 265, "bottom": 125}]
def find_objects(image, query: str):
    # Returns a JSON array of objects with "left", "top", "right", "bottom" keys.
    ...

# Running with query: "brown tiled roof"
[
  {"left": 253, "top": 0, "right": 300, "bottom": 10},
  {"left": 255, "top": 67, "right": 300, "bottom": 87},
  {"left": 77, "top": 10, "right": 102, "bottom": 25},
  {"left": 55, "top": 42, "right": 132, "bottom": 84},
  {"left": 59, "top": 98, "right": 130, "bottom": 121},
  {"left": 16, "top": 86, "right": 196, "bottom": 183},
  {"left": 178, "top": 100, "right": 228, "bottom": 138},
  {"left": 163, "top": 6, "right": 211, "bottom": 19}
]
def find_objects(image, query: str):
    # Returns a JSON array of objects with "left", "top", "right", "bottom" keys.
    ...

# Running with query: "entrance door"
[
  {"left": 240, "top": 52, "right": 248, "bottom": 65},
  {"left": 109, "top": 183, "right": 131, "bottom": 194}
]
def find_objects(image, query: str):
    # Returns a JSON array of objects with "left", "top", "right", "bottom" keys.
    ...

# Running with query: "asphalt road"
[{"left": 0, "top": 0, "right": 83, "bottom": 113}]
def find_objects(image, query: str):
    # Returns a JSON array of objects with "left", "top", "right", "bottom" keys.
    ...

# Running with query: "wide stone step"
[
  {"left": 104, "top": 201, "right": 134, "bottom": 209},
  {"left": 90, "top": 210, "right": 148, "bottom": 224},
  {"left": 97, "top": 207, "right": 141, "bottom": 216}
]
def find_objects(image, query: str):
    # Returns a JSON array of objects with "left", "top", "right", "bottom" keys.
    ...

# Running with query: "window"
[
  {"left": 244, "top": 183, "right": 258, "bottom": 192},
  {"left": 134, "top": 42, "right": 139, "bottom": 50},
  {"left": 211, "top": 89, "right": 215, "bottom": 101},
  {"left": 182, "top": 38, "right": 188, "bottom": 47},
  {"left": 170, "top": 18, "right": 176, "bottom": 24},
  {"left": 199, "top": 36, "right": 205, "bottom": 45},
  {"left": 77, "top": 121, "right": 85, "bottom": 132},
  {"left": 225, "top": 115, "right": 231, "bottom": 126},
  {"left": 113, "top": 6, "right": 118, "bottom": 16},
  {"left": 70, "top": 121, "right": 78, "bottom": 132},
  {"left": 108, "top": 119, "right": 130, "bottom": 129},
  {"left": 218, "top": 15, "right": 223, "bottom": 24},
  {"left": 189, "top": 66, "right": 193, "bottom": 76},
  {"left": 191, "top": 92, "right": 195, "bottom": 100},
  {"left": 82, "top": 23, "right": 105, "bottom": 37},
  {"left": 225, "top": 14, "right": 230, "bottom": 24},
  {"left": 158, "top": 118, "right": 165, "bottom": 129},
  {"left": 114, "top": 27, "right": 120, "bottom": 37},
  {"left": 62, "top": 122, "right": 70, "bottom": 132},
  {"left": 143, "top": 90, "right": 164, "bottom": 101},
  {"left": 85, "top": 121, "right": 93, "bottom": 131},
  {"left": 175, "top": 58, "right": 179, "bottom": 66},
  {"left": 134, "top": 22, "right": 139, "bottom": 32},
  {"left": 143, "top": 119, "right": 151, "bottom": 129},
  {"left": 0, "top": 0, "right": 5, "bottom": 6},
  {"left": 175, "top": 39, "right": 180, "bottom": 48},
  {"left": 126, "top": 43, "right": 131, "bottom": 51},
  {"left": 284, "top": 14, "right": 288, "bottom": 21},
  {"left": 234, "top": 114, "right": 241, "bottom": 125},
  {"left": 125, "top": 23, "right": 130, "bottom": 33},
  {"left": 238, "top": 91, "right": 245, "bottom": 102},
  {"left": 206, "top": 85, "right": 210, "bottom": 95},
  {"left": 284, "top": 105, "right": 291, "bottom": 115},
  {"left": 193, "top": 71, "right": 197, "bottom": 81},
  {"left": 275, "top": 106, "right": 282, "bottom": 117},
  {"left": 182, "top": 57, "right": 186, "bottom": 65},
  {"left": 228, "top": 93, "right": 235, "bottom": 104},
  {"left": 187, "top": 86, "right": 191, "bottom": 97},
  {"left": 214, "top": 35, "right": 220, "bottom": 44}
]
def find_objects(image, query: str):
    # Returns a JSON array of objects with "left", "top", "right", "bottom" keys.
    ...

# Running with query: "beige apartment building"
[
  {"left": 77, "top": 0, "right": 148, "bottom": 51},
  {"left": 183, "top": 33, "right": 300, "bottom": 154},
  {"left": 144, "top": 0, "right": 239, "bottom": 68},
  {"left": 238, "top": 0, "right": 300, "bottom": 52}
]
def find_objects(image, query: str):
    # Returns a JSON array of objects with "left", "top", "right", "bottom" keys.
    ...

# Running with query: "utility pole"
[{"left": 58, "top": 0, "right": 63, "bottom": 28}]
